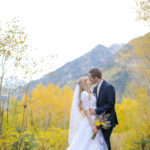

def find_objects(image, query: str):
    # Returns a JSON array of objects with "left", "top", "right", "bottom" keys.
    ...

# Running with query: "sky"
[{"left": 0, "top": 0, "right": 149, "bottom": 80}]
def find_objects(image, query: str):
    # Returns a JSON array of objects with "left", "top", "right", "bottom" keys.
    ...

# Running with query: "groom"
[{"left": 88, "top": 68, "right": 118, "bottom": 150}]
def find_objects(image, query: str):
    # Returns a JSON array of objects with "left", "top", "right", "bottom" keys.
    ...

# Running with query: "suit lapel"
[
  {"left": 95, "top": 85, "right": 98, "bottom": 98},
  {"left": 97, "top": 80, "right": 105, "bottom": 101}
]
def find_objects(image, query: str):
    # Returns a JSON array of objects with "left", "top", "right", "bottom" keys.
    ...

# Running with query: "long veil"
[{"left": 68, "top": 84, "right": 83, "bottom": 145}]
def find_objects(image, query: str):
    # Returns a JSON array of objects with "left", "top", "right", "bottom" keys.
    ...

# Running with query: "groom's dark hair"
[{"left": 89, "top": 68, "right": 102, "bottom": 79}]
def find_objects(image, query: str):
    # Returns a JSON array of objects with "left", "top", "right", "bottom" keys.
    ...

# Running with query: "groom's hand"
[{"left": 89, "top": 109, "right": 96, "bottom": 115}]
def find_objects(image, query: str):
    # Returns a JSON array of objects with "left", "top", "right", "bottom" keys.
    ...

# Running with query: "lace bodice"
[{"left": 80, "top": 91, "right": 97, "bottom": 111}]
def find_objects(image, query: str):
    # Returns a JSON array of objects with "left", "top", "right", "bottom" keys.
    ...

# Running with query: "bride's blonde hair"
[{"left": 78, "top": 76, "right": 91, "bottom": 112}]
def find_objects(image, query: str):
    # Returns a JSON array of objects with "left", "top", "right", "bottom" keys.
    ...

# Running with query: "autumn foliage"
[{"left": 0, "top": 82, "right": 149, "bottom": 150}]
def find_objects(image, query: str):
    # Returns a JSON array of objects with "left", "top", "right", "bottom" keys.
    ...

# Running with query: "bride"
[{"left": 66, "top": 76, "right": 108, "bottom": 150}]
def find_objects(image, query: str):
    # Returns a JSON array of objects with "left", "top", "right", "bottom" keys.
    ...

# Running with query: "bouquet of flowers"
[{"left": 91, "top": 112, "right": 111, "bottom": 139}]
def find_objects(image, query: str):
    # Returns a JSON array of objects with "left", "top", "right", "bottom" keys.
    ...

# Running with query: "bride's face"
[{"left": 86, "top": 79, "right": 92, "bottom": 87}]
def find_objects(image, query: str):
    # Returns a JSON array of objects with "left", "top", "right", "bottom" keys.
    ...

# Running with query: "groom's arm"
[{"left": 95, "top": 85, "right": 115, "bottom": 115}]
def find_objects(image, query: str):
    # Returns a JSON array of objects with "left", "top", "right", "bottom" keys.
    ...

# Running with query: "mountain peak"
[{"left": 94, "top": 44, "right": 106, "bottom": 49}]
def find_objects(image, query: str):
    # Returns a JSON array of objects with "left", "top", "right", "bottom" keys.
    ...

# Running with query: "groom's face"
[{"left": 89, "top": 74, "right": 97, "bottom": 84}]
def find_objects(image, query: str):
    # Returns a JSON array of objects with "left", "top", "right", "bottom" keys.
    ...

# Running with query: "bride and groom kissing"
[{"left": 66, "top": 68, "right": 118, "bottom": 150}]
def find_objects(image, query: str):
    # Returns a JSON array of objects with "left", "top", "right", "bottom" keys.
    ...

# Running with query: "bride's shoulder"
[
  {"left": 80, "top": 91, "right": 89, "bottom": 102},
  {"left": 81, "top": 91, "right": 89, "bottom": 97}
]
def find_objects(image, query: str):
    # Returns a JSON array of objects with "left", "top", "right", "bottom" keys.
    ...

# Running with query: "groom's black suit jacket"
[{"left": 93, "top": 80, "right": 118, "bottom": 128}]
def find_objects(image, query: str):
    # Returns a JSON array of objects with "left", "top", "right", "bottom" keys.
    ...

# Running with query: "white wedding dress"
[{"left": 66, "top": 91, "right": 108, "bottom": 150}]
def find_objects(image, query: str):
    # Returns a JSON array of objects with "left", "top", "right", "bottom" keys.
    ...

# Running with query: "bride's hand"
[{"left": 92, "top": 126, "right": 98, "bottom": 134}]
